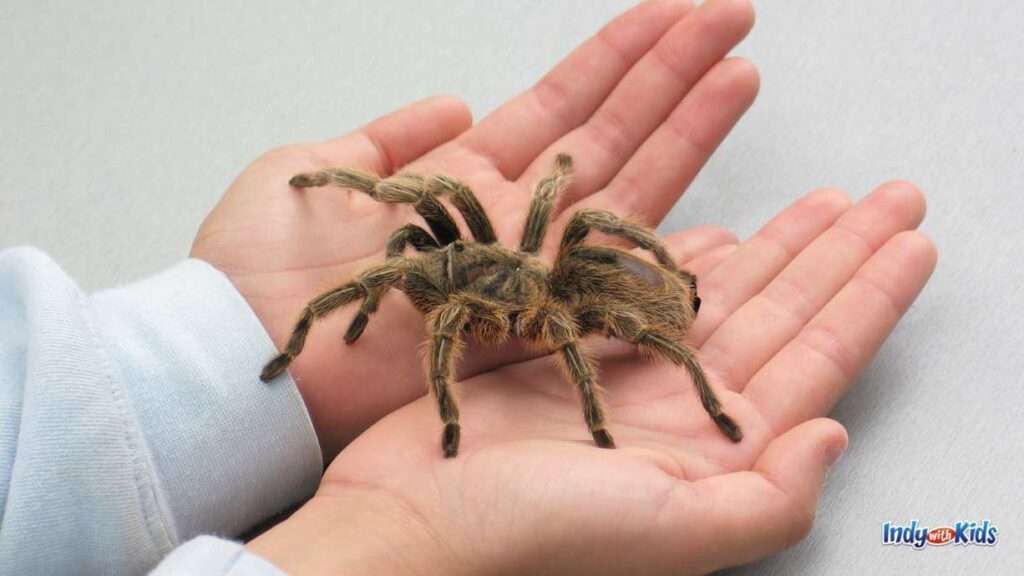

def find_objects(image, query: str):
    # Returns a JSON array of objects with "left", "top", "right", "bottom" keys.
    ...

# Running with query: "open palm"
[
  {"left": 301, "top": 180, "right": 935, "bottom": 575},
  {"left": 192, "top": 0, "right": 761, "bottom": 458}
]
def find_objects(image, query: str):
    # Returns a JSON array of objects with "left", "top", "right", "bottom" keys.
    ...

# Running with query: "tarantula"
[{"left": 261, "top": 154, "right": 742, "bottom": 457}]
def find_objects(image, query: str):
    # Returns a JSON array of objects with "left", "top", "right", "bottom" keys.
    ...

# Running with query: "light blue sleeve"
[
  {"left": 150, "top": 537, "right": 286, "bottom": 576},
  {"left": 0, "top": 247, "right": 322, "bottom": 575}
]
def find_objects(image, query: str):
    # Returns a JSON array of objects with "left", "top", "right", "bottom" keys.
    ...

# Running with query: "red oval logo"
[{"left": 927, "top": 527, "right": 955, "bottom": 545}]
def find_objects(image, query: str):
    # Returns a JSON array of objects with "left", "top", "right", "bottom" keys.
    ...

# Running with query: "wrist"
[
  {"left": 198, "top": 261, "right": 339, "bottom": 461},
  {"left": 247, "top": 486, "right": 461, "bottom": 576}
]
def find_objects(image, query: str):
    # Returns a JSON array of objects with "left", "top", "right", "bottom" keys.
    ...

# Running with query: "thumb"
[
  {"left": 750, "top": 418, "right": 849, "bottom": 548},
  {"left": 679, "top": 418, "right": 848, "bottom": 573}
]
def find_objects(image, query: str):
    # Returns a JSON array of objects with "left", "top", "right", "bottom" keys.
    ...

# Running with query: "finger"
[
  {"left": 579, "top": 57, "right": 759, "bottom": 223},
  {"left": 701, "top": 181, "right": 927, "bottom": 392},
  {"left": 663, "top": 225, "right": 739, "bottom": 268},
  {"left": 458, "top": 0, "right": 695, "bottom": 179},
  {"left": 745, "top": 231, "right": 937, "bottom": 433},
  {"left": 522, "top": 0, "right": 756, "bottom": 204},
  {"left": 670, "top": 418, "right": 848, "bottom": 573},
  {"left": 311, "top": 95, "right": 474, "bottom": 175},
  {"left": 681, "top": 242, "right": 738, "bottom": 279},
  {"left": 690, "top": 189, "right": 852, "bottom": 346}
]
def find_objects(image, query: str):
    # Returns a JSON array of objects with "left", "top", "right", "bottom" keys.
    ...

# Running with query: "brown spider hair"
[{"left": 262, "top": 154, "right": 741, "bottom": 457}]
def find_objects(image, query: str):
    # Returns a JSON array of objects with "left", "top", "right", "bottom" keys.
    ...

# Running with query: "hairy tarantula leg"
[
  {"left": 290, "top": 168, "right": 461, "bottom": 245},
  {"left": 343, "top": 284, "right": 384, "bottom": 345},
  {"left": 378, "top": 176, "right": 461, "bottom": 245},
  {"left": 344, "top": 226, "right": 438, "bottom": 343},
  {"left": 635, "top": 331, "right": 742, "bottom": 442},
  {"left": 344, "top": 264, "right": 406, "bottom": 343},
  {"left": 335, "top": 225, "right": 440, "bottom": 345},
  {"left": 531, "top": 302, "right": 616, "bottom": 448},
  {"left": 559, "top": 342, "right": 616, "bottom": 449},
  {"left": 427, "top": 175, "right": 497, "bottom": 244},
  {"left": 260, "top": 265, "right": 401, "bottom": 382},
  {"left": 426, "top": 302, "right": 471, "bottom": 458},
  {"left": 386, "top": 224, "right": 440, "bottom": 258},
  {"left": 558, "top": 208, "right": 677, "bottom": 272},
  {"left": 520, "top": 154, "right": 573, "bottom": 253}
]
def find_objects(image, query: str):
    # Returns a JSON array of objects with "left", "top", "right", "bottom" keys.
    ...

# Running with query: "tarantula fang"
[{"left": 261, "top": 154, "right": 742, "bottom": 457}]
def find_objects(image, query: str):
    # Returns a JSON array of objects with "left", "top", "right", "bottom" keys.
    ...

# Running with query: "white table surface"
[{"left": 2, "top": 1, "right": 1020, "bottom": 573}]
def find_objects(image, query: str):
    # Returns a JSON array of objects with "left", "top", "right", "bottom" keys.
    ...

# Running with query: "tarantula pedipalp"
[{"left": 261, "top": 154, "right": 742, "bottom": 457}]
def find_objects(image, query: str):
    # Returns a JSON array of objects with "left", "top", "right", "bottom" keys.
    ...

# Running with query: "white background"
[{"left": 1, "top": 1, "right": 1020, "bottom": 573}]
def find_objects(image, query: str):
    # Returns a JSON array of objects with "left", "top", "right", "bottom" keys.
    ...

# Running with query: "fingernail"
[{"left": 825, "top": 444, "right": 845, "bottom": 468}]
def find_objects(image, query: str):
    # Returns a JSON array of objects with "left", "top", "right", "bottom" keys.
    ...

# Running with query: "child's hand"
[
  {"left": 248, "top": 182, "right": 935, "bottom": 575},
  {"left": 192, "top": 0, "right": 759, "bottom": 459}
]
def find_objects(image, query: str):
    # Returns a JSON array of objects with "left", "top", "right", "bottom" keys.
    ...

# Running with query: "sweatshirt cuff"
[
  {"left": 150, "top": 536, "right": 286, "bottom": 575},
  {"left": 90, "top": 259, "right": 322, "bottom": 544}
]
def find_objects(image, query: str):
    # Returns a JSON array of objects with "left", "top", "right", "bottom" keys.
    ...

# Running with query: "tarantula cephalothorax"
[{"left": 261, "top": 154, "right": 742, "bottom": 457}]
